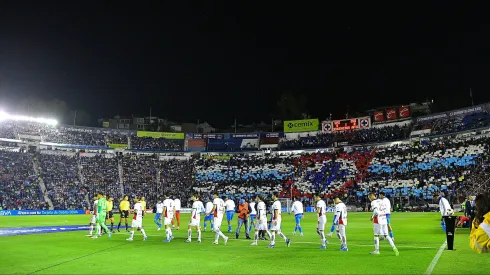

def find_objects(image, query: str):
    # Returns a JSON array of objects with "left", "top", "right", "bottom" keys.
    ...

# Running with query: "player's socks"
[
  {"left": 266, "top": 230, "right": 272, "bottom": 239},
  {"left": 188, "top": 229, "right": 192, "bottom": 240},
  {"left": 218, "top": 230, "right": 226, "bottom": 240},
  {"left": 89, "top": 225, "right": 93, "bottom": 235},
  {"left": 374, "top": 236, "right": 379, "bottom": 251},
  {"left": 125, "top": 223, "right": 129, "bottom": 231},
  {"left": 320, "top": 231, "right": 326, "bottom": 246},
  {"left": 101, "top": 222, "right": 110, "bottom": 233},
  {"left": 270, "top": 232, "right": 276, "bottom": 246},
  {"left": 298, "top": 225, "right": 303, "bottom": 234},
  {"left": 386, "top": 236, "right": 396, "bottom": 249},
  {"left": 228, "top": 224, "right": 232, "bottom": 232},
  {"left": 336, "top": 232, "right": 341, "bottom": 240},
  {"left": 214, "top": 232, "right": 220, "bottom": 243},
  {"left": 110, "top": 223, "right": 114, "bottom": 232},
  {"left": 341, "top": 233, "right": 347, "bottom": 248},
  {"left": 165, "top": 228, "right": 172, "bottom": 240},
  {"left": 96, "top": 224, "right": 101, "bottom": 236},
  {"left": 197, "top": 229, "right": 201, "bottom": 241},
  {"left": 129, "top": 230, "right": 135, "bottom": 239},
  {"left": 203, "top": 221, "right": 207, "bottom": 230},
  {"left": 389, "top": 231, "right": 394, "bottom": 239},
  {"left": 141, "top": 228, "right": 146, "bottom": 238},
  {"left": 278, "top": 232, "right": 287, "bottom": 241},
  {"left": 117, "top": 222, "right": 121, "bottom": 230},
  {"left": 254, "top": 231, "right": 259, "bottom": 242}
]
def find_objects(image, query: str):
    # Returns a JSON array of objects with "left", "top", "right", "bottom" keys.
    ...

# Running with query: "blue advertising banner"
[
  {"left": 260, "top": 132, "right": 285, "bottom": 138},
  {"left": 231, "top": 133, "right": 259, "bottom": 138},
  {"left": 0, "top": 210, "right": 85, "bottom": 216}
]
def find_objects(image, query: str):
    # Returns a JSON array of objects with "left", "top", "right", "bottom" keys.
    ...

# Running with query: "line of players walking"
[{"left": 87, "top": 191, "right": 399, "bottom": 255}]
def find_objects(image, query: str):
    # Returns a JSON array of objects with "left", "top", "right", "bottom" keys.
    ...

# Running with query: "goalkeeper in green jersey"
[{"left": 93, "top": 192, "right": 112, "bottom": 239}]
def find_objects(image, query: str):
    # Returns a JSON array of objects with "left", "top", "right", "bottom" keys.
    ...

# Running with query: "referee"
[{"left": 117, "top": 195, "right": 130, "bottom": 232}]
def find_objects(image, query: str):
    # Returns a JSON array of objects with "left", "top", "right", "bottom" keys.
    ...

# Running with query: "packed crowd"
[
  {"left": 279, "top": 125, "right": 408, "bottom": 149},
  {"left": 81, "top": 154, "right": 121, "bottom": 201},
  {"left": 413, "top": 111, "right": 490, "bottom": 135},
  {"left": 38, "top": 153, "right": 86, "bottom": 210},
  {"left": 130, "top": 137, "right": 184, "bottom": 151},
  {"left": 0, "top": 150, "right": 48, "bottom": 210}
]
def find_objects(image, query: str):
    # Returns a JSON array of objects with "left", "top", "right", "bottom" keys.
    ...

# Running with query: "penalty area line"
[
  {"left": 424, "top": 241, "right": 447, "bottom": 275},
  {"left": 27, "top": 242, "right": 130, "bottom": 275}
]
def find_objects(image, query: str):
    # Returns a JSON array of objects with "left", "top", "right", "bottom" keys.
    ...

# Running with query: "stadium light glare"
[{"left": 0, "top": 111, "right": 58, "bottom": 125}]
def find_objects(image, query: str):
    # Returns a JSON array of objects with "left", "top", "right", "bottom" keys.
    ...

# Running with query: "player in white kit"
[
  {"left": 207, "top": 194, "right": 229, "bottom": 245},
  {"left": 268, "top": 192, "right": 291, "bottom": 248},
  {"left": 251, "top": 195, "right": 271, "bottom": 246},
  {"left": 379, "top": 192, "right": 395, "bottom": 240},
  {"left": 369, "top": 193, "right": 398, "bottom": 256},
  {"left": 162, "top": 194, "right": 175, "bottom": 242},
  {"left": 87, "top": 197, "right": 98, "bottom": 236},
  {"left": 327, "top": 196, "right": 348, "bottom": 251},
  {"left": 126, "top": 198, "right": 147, "bottom": 241},
  {"left": 290, "top": 197, "right": 304, "bottom": 236},
  {"left": 154, "top": 200, "right": 164, "bottom": 230},
  {"left": 204, "top": 197, "right": 214, "bottom": 231},
  {"left": 186, "top": 194, "right": 205, "bottom": 243},
  {"left": 314, "top": 194, "right": 328, "bottom": 249}
]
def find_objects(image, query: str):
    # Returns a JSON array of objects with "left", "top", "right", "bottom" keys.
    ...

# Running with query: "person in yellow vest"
[
  {"left": 106, "top": 197, "right": 115, "bottom": 232},
  {"left": 470, "top": 193, "right": 490, "bottom": 253},
  {"left": 140, "top": 197, "right": 147, "bottom": 218},
  {"left": 117, "top": 196, "right": 130, "bottom": 232}
]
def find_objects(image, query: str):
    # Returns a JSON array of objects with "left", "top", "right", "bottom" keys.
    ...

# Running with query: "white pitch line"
[{"left": 424, "top": 241, "right": 447, "bottom": 275}]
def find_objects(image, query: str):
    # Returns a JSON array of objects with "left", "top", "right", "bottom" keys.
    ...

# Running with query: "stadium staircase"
[
  {"left": 32, "top": 158, "right": 54, "bottom": 210},
  {"left": 117, "top": 159, "right": 124, "bottom": 197},
  {"left": 77, "top": 160, "right": 91, "bottom": 207}
]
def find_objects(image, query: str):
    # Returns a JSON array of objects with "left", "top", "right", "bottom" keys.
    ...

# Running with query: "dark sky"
[{"left": 0, "top": 2, "right": 489, "bottom": 127}]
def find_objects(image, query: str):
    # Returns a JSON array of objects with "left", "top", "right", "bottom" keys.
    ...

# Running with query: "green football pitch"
[{"left": 0, "top": 212, "right": 486, "bottom": 274}]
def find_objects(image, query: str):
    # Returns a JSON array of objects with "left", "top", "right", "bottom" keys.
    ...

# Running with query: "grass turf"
[{"left": 0, "top": 212, "right": 486, "bottom": 274}]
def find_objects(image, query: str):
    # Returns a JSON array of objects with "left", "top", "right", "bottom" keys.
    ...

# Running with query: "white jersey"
[
  {"left": 373, "top": 202, "right": 387, "bottom": 225},
  {"left": 213, "top": 198, "right": 225, "bottom": 218},
  {"left": 335, "top": 202, "right": 348, "bottom": 225},
  {"left": 249, "top": 202, "right": 257, "bottom": 215},
  {"left": 174, "top": 199, "right": 181, "bottom": 211},
  {"left": 272, "top": 200, "right": 282, "bottom": 221},
  {"left": 225, "top": 199, "right": 235, "bottom": 212},
  {"left": 382, "top": 197, "right": 392, "bottom": 214},
  {"left": 316, "top": 199, "right": 327, "bottom": 218},
  {"left": 291, "top": 201, "right": 304, "bottom": 215},
  {"left": 133, "top": 202, "right": 143, "bottom": 221},
  {"left": 163, "top": 198, "right": 175, "bottom": 219},
  {"left": 93, "top": 200, "right": 98, "bottom": 212},
  {"left": 156, "top": 202, "right": 164, "bottom": 214},
  {"left": 205, "top": 201, "right": 214, "bottom": 214},
  {"left": 439, "top": 197, "right": 452, "bottom": 216},
  {"left": 257, "top": 201, "right": 267, "bottom": 219},
  {"left": 191, "top": 200, "right": 205, "bottom": 220}
]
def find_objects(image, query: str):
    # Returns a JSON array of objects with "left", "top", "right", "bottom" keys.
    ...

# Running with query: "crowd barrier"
[{"left": 0, "top": 210, "right": 85, "bottom": 216}]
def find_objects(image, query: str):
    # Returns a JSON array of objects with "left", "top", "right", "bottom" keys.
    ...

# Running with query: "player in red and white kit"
[
  {"left": 269, "top": 192, "right": 291, "bottom": 248},
  {"left": 126, "top": 198, "right": 147, "bottom": 241},
  {"left": 87, "top": 197, "right": 98, "bottom": 237},
  {"left": 314, "top": 194, "right": 328, "bottom": 249},
  {"left": 251, "top": 195, "right": 271, "bottom": 246},
  {"left": 207, "top": 194, "right": 228, "bottom": 245},
  {"left": 186, "top": 194, "right": 205, "bottom": 243},
  {"left": 369, "top": 193, "right": 398, "bottom": 256},
  {"left": 327, "top": 196, "right": 348, "bottom": 251},
  {"left": 162, "top": 194, "right": 175, "bottom": 242}
]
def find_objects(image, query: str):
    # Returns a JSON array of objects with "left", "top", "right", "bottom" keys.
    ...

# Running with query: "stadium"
[{"left": 0, "top": 103, "right": 489, "bottom": 274}]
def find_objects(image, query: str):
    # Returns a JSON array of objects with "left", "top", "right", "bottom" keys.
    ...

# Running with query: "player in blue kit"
[{"left": 203, "top": 197, "right": 214, "bottom": 231}]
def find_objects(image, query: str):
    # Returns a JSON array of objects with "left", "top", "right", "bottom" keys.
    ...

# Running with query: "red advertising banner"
[
  {"left": 398, "top": 106, "right": 411, "bottom": 118},
  {"left": 386, "top": 108, "right": 397, "bottom": 120},
  {"left": 373, "top": 111, "right": 385, "bottom": 122}
]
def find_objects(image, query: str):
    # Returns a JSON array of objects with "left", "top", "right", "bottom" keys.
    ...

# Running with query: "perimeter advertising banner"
[
  {"left": 109, "top": 143, "right": 128, "bottom": 149},
  {"left": 137, "top": 131, "right": 184, "bottom": 139},
  {"left": 0, "top": 210, "right": 85, "bottom": 216},
  {"left": 283, "top": 119, "right": 319, "bottom": 133}
]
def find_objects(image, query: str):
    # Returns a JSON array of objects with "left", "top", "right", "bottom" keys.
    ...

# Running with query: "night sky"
[{"left": 0, "top": 2, "right": 489, "bottom": 127}]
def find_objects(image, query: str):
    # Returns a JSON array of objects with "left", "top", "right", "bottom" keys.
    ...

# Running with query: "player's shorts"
[
  {"left": 295, "top": 213, "right": 303, "bottom": 224},
  {"left": 155, "top": 213, "right": 162, "bottom": 221},
  {"left": 256, "top": 217, "right": 268, "bottom": 231},
  {"left": 189, "top": 219, "right": 200, "bottom": 227},
  {"left": 90, "top": 215, "right": 97, "bottom": 224},
  {"left": 270, "top": 219, "right": 282, "bottom": 231},
  {"left": 204, "top": 214, "right": 214, "bottom": 221},
  {"left": 132, "top": 218, "right": 142, "bottom": 228},
  {"left": 97, "top": 213, "right": 107, "bottom": 224},
  {"left": 213, "top": 217, "right": 223, "bottom": 230},
  {"left": 226, "top": 211, "right": 234, "bottom": 221},
  {"left": 164, "top": 217, "right": 173, "bottom": 226},
  {"left": 385, "top": 214, "right": 391, "bottom": 224},
  {"left": 120, "top": 210, "right": 129, "bottom": 218},
  {"left": 317, "top": 216, "right": 326, "bottom": 230},
  {"left": 107, "top": 211, "right": 114, "bottom": 219},
  {"left": 374, "top": 223, "right": 388, "bottom": 236}
]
